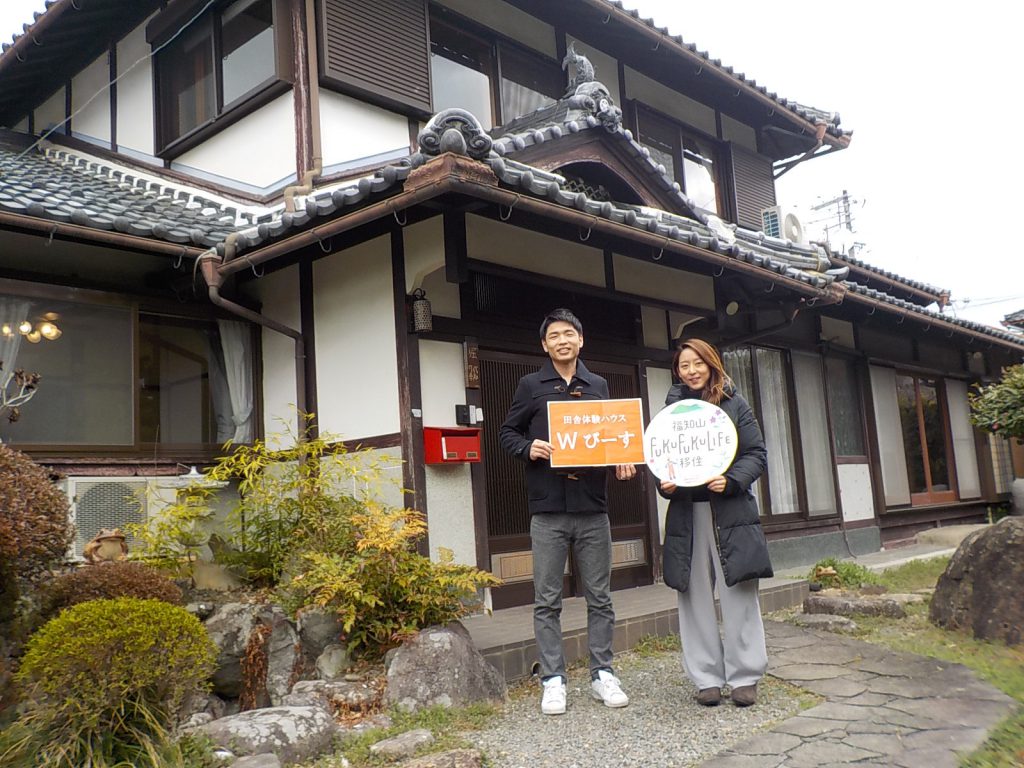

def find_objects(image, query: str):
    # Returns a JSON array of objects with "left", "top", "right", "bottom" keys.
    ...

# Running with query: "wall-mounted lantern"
[{"left": 410, "top": 288, "right": 432, "bottom": 333}]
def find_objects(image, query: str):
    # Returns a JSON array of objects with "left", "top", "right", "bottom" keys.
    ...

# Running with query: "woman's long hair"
[{"left": 672, "top": 338, "right": 732, "bottom": 405}]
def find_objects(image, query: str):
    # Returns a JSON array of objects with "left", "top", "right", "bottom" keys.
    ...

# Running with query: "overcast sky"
[{"left": 2, "top": 0, "right": 1021, "bottom": 327}]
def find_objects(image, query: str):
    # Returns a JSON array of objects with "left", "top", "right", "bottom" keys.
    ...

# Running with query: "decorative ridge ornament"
[
  {"left": 417, "top": 109, "right": 493, "bottom": 161},
  {"left": 562, "top": 41, "right": 595, "bottom": 91}
]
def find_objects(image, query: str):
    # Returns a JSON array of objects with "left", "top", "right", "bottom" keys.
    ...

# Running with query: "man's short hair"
[{"left": 540, "top": 308, "right": 583, "bottom": 339}]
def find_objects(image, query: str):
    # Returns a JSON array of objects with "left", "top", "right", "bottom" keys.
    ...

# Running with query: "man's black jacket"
[{"left": 498, "top": 358, "right": 611, "bottom": 515}]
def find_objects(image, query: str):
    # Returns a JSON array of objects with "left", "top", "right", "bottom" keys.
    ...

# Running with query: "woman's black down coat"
[{"left": 661, "top": 383, "right": 774, "bottom": 592}]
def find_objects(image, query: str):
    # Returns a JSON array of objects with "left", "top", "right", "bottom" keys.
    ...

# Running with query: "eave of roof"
[
  {"left": 829, "top": 252, "right": 950, "bottom": 307},
  {"left": 590, "top": 0, "right": 849, "bottom": 146}
]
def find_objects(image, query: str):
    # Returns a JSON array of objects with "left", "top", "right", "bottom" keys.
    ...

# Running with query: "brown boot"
[
  {"left": 696, "top": 687, "right": 721, "bottom": 706},
  {"left": 730, "top": 684, "right": 757, "bottom": 707}
]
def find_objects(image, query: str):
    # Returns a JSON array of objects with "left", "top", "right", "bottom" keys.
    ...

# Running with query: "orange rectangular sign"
[{"left": 547, "top": 398, "right": 645, "bottom": 467}]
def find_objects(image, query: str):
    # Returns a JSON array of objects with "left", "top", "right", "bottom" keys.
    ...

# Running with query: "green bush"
[
  {"left": 291, "top": 505, "right": 499, "bottom": 658},
  {"left": 0, "top": 444, "right": 72, "bottom": 628},
  {"left": 808, "top": 557, "right": 881, "bottom": 589},
  {"left": 40, "top": 561, "right": 183, "bottom": 622},
  {"left": 1, "top": 597, "right": 217, "bottom": 768}
]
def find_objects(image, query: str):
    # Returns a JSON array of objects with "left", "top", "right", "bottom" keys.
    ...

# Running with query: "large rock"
[
  {"left": 186, "top": 706, "right": 337, "bottom": 764},
  {"left": 282, "top": 679, "right": 381, "bottom": 712},
  {"left": 203, "top": 603, "right": 301, "bottom": 706},
  {"left": 803, "top": 593, "right": 906, "bottom": 619},
  {"left": 930, "top": 517, "right": 1024, "bottom": 644},
  {"left": 383, "top": 623, "right": 506, "bottom": 714}
]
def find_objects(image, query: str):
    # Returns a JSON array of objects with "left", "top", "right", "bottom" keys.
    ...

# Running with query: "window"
[
  {"left": 722, "top": 346, "right": 837, "bottom": 519},
  {"left": 635, "top": 107, "right": 721, "bottom": 214},
  {"left": 896, "top": 374, "right": 956, "bottom": 504},
  {"left": 154, "top": 0, "right": 289, "bottom": 153},
  {"left": 825, "top": 357, "right": 866, "bottom": 457},
  {"left": 429, "top": 11, "right": 561, "bottom": 130},
  {"left": 0, "top": 292, "right": 254, "bottom": 449}
]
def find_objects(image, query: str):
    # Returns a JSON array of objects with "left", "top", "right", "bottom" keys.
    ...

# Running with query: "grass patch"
[
  {"left": 630, "top": 633, "right": 681, "bottom": 656},
  {"left": 301, "top": 703, "right": 499, "bottom": 768},
  {"left": 832, "top": 557, "right": 1024, "bottom": 767}
]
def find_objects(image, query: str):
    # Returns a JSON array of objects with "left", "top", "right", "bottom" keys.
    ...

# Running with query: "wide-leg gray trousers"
[
  {"left": 531, "top": 512, "right": 615, "bottom": 682},
  {"left": 676, "top": 502, "right": 767, "bottom": 690}
]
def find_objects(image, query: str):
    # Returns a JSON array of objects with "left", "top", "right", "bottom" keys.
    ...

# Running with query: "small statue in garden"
[{"left": 83, "top": 528, "right": 128, "bottom": 564}]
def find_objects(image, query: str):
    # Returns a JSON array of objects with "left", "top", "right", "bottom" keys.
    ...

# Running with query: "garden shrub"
[
  {"left": 0, "top": 444, "right": 72, "bottom": 623},
  {"left": 808, "top": 556, "right": 881, "bottom": 589},
  {"left": 1, "top": 597, "right": 217, "bottom": 768},
  {"left": 290, "top": 505, "right": 500, "bottom": 659},
  {"left": 40, "top": 561, "right": 183, "bottom": 622}
]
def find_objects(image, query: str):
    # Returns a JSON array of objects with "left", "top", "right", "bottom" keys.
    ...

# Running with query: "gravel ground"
[{"left": 464, "top": 648, "right": 807, "bottom": 768}]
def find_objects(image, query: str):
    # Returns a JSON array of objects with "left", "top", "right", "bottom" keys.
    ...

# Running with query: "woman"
[{"left": 660, "top": 339, "right": 773, "bottom": 707}]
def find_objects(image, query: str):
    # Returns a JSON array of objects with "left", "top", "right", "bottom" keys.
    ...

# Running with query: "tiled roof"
[
  {"left": 1003, "top": 309, "right": 1024, "bottom": 330},
  {"left": 844, "top": 282, "right": 1024, "bottom": 345},
  {"left": 598, "top": 0, "right": 847, "bottom": 141},
  {"left": 831, "top": 251, "right": 949, "bottom": 301},
  {"left": 0, "top": 134, "right": 273, "bottom": 247}
]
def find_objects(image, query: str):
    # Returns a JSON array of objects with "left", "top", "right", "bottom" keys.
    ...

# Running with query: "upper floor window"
[
  {"left": 429, "top": 10, "right": 561, "bottom": 130},
  {"left": 635, "top": 106, "right": 721, "bottom": 215},
  {"left": 153, "top": 0, "right": 290, "bottom": 154}
]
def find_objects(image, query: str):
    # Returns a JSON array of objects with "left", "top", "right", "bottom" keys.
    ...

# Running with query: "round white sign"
[{"left": 643, "top": 399, "right": 738, "bottom": 486}]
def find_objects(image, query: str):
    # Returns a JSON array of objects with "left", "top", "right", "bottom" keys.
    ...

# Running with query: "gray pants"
[
  {"left": 676, "top": 502, "right": 767, "bottom": 689},
  {"left": 531, "top": 512, "right": 615, "bottom": 682}
]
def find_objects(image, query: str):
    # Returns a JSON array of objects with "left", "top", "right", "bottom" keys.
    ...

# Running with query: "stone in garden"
[
  {"left": 401, "top": 748, "right": 484, "bottom": 768},
  {"left": 297, "top": 607, "right": 344, "bottom": 659},
  {"left": 316, "top": 643, "right": 351, "bottom": 680},
  {"left": 930, "top": 517, "right": 1024, "bottom": 645},
  {"left": 369, "top": 728, "right": 434, "bottom": 759},
  {"left": 282, "top": 679, "right": 381, "bottom": 712},
  {"left": 792, "top": 613, "right": 858, "bottom": 632},
  {"left": 202, "top": 603, "right": 301, "bottom": 706},
  {"left": 232, "top": 755, "right": 282, "bottom": 768},
  {"left": 383, "top": 623, "right": 506, "bottom": 713},
  {"left": 178, "top": 690, "right": 227, "bottom": 725},
  {"left": 803, "top": 593, "right": 906, "bottom": 619},
  {"left": 186, "top": 705, "right": 337, "bottom": 765}
]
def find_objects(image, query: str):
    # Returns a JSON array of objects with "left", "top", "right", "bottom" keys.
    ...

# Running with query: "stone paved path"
[{"left": 701, "top": 620, "right": 1017, "bottom": 768}]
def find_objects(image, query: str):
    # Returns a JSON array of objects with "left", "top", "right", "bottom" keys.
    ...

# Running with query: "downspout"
[
  {"left": 774, "top": 122, "right": 828, "bottom": 181},
  {"left": 198, "top": 248, "right": 307, "bottom": 419},
  {"left": 283, "top": 0, "right": 323, "bottom": 213}
]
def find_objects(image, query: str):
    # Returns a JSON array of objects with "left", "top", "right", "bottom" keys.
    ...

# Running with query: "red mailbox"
[{"left": 423, "top": 426, "right": 481, "bottom": 464}]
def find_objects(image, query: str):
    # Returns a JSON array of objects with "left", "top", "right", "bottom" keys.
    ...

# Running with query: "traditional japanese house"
[{"left": 1, "top": 0, "right": 1021, "bottom": 606}]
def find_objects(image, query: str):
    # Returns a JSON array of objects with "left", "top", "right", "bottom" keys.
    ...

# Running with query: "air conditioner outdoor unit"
[
  {"left": 761, "top": 205, "right": 806, "bottom": 244},
  {"left": 65, "top": 477, "right": 151, "bottom": 559}
]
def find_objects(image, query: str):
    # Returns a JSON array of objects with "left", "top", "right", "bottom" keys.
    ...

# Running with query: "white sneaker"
[
  {"left": 540, "top": 677, "right": 567, "bottom": 715},
  {"left": 591, "top": 670, "right": 629, "bottom": 708}
]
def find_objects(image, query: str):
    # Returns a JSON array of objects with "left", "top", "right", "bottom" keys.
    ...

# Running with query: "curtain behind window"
[{"left": 792, "top": 351, "right": 837, "bottom": 517}]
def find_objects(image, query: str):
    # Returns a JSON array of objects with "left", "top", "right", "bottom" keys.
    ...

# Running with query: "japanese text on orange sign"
[{"left": 547, "top": 398, "right": 645, "bottom": 467}]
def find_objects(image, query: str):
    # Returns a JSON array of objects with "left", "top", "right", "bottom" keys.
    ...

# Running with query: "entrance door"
[{"left": 480, "top": 350, "right": 653, "bottom": 609}]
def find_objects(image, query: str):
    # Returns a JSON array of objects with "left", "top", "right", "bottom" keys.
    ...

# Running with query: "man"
[{"left": 499, "top": 308, "right": 636, "bottom": 715}]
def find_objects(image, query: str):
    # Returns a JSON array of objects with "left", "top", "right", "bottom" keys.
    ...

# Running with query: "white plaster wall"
[
  {"left": 174, "top": 93, "right": 296, "bottom": 188},
  {"left": 319, "top": 91, "right": 410, "bottom": 170},
  {"left": 838, "top": 464, "right": 875, "bottom": 523},
  {"left": 404, "top": 217, "right": 460, "bottom": 319},
  {"left": 71, "top": 52, "right": 111, "bottom": 145},
  {"left": 624, "top": 66, "right": 716, "bottom": 136},
  {"left": 612, "top": 254, "right": 715, "bottom": 309},
  {"left": 250, "top": 265, "right": 300, "bottom": 442},
  {"left": 645, "top": 365, "right": 672, "bottom": 539},
  {"left": 567, "top": 36, "right": 620, "bottom": 102},
  {"left": 437, "top": 0, "right": 557, "bottom": 58},
  {"left": 36, "top": 88, "right": 66, "bottom": 133},
  {"left": 467, "top": 215, "right": 605, "bottom": 286},
  {"left": 325, "top": 446, "right": 405, "bottom": 511},
  {"left": 641, "top": 305, "right": 668, "bottom": 349},
  {"left": 419, "top": 340, "right": 465, "bottom": 426},
  {"left": 424, "top": 464, "right": 476, "bottom": 565},
  {"left": 721, "top": 114, "right": 757, "bottom": 152},
  {"left": 116, "top": 23, "right": 155, "bottom": 156},
  {"left": 313, "top": 235, "right": 400, "bottom": 439}
]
